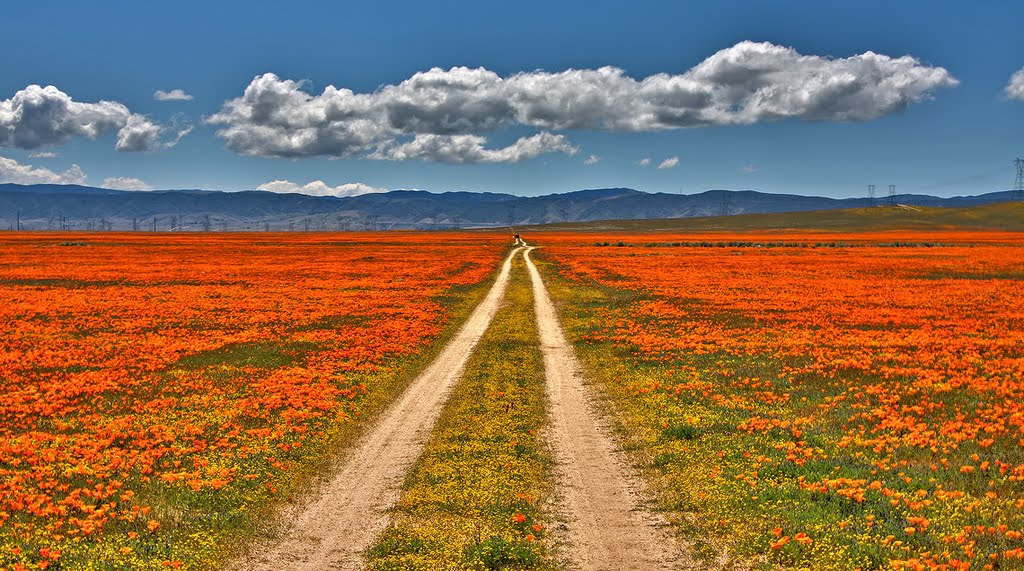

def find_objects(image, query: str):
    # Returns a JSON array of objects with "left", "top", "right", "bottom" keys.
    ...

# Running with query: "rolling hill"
[
  {"left": 0, "top": 183, "right": 1018, "bottom": 231},
  {"left": 525, "top": 202, "right": 1024, "bottom": 233}
]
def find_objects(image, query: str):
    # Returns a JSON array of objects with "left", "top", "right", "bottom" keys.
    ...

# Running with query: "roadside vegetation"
[{"left": 535, "top": 231, "right": 1024, "bottom": 570}]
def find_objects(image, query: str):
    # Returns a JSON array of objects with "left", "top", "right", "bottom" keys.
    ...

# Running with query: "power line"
[
  {"left": 1014, "top": 157, "right": 1024, "bottom": 202},
  {"left": 719, "top": 193, "right": 732, "bottom": 216}
]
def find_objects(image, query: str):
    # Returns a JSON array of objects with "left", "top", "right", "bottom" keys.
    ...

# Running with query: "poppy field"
[
  {"left": 3, "top": 226, "right": 1024, "bottom": 571},
  {"left": 535, "top": 230, "right": 1024, "bottom": 570},
  {"left": 0, "top": 232, "right": 506, "bottom": 570}
]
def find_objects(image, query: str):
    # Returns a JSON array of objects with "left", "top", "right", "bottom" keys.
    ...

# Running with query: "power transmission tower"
[
  {"left": 558, "top": 205, "right": 569, "bottom": 221},
  {"left": 867, "top": 184, "right": 876, "bottom": 207},
  {"left": 1015, "top": 158, "right": 1024, "bottom": 202},
  {"left": 887, "top": 184, "right": 896, "bottom": 207},
  {"left": 719, "top": 193, "right": 732, "bottom": 216}
]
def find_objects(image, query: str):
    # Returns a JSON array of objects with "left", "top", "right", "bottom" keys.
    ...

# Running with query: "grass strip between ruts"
[{"left": 366, "top": 254, "right": 556, "bottom": 571}]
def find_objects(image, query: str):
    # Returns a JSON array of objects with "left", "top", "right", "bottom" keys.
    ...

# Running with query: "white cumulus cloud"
[
  {"left": 583, "top": 154, "right": 600, "bottom": 165},
  {"left": 1005, "top": 68, "right": 1024, "bottom": 100},
  {"left": 657, "top": 156, "right": 680, "bottom": 169},
  {"left": 0, "top": 155, "right": 86, "bottom": 185},
  {"left": 369, "top": 132, "right": 576, "bottom": 164},
  {"left": 637, "top": 158, "right": 652, "bottom": 167},
  {"left": 256, "top": 179, "right": 388, "bottom": 197},
  {"left": 115, "top": 114, "right": 164, "bottom": 151},
  {"left": 29, "top": 151, "right": 58, "bottom": 158},
  {"left": 154, "top": 89, "right": 193, "bottom": 102},
  {"left": 102, "top": 176, "right": 152, "bottom": 190},
  {"left": 0, "top": 84, "right": 180, "bottom": 151},
  {"left": 208, "top": 41, "right": 956, "bottom": 163}
]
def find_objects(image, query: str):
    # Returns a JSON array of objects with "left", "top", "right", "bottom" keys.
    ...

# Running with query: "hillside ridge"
[{"left": 0, "top": 183, "right": 1016, "bottom": 231}]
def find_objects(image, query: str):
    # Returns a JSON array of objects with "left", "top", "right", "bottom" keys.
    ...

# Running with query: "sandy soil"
[
  {"left": 237, "top": 247, "right": 523, "bottom": 571},
  {"left": 524, "top": 247, "right": 689, "bottom": 570}
]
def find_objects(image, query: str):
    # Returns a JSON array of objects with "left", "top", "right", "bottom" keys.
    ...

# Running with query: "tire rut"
[
  {"left": 237, "top": 247, "right": 524, "bottom": 571},
  {"left": 524, "top": 247, "right": 690, "bottom": 571}
]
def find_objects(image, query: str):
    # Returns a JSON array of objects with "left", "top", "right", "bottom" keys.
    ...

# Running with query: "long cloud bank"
[
  {"left": 257, "top": 179, "right": 387, "bottom": 197},
  {"left": 0, "top": 155, "right": 86, "bottom": 185},
  {"left": 0, "top": 85, "right": 185, "bottom": 152},
  {"left": 0, "top": 155, "right": 156, "bottom": 191},
  {"left": 208, "top": 41, "right": 957, "bottom": 164}
]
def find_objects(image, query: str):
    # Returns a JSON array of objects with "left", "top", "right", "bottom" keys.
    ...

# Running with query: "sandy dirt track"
[
  {"left": 239, "top": 247, "right": 523, "bottom": 571},
  {"left": 524, "top": 248, "right": 688, "bottom": 570}
]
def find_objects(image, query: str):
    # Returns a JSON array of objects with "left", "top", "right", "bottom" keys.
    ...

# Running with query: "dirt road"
[
  {"left": 239, "top": 247, "right": 523, "bottom": 571},
  {"left": 524, "top": 248, "right": 687, "bottom": 570}
]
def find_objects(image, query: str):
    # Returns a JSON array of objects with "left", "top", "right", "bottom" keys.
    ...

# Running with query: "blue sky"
[{"left": 1, "top": 0, "right": 1022, "bottom": 198}]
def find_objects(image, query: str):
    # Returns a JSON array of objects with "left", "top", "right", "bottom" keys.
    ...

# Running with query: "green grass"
[
  {"left": 174, "top": 341, "right": 319, "bottom": 370},
  {"left": 366, "top": 254, "right": 556, "bottom": 571},
  {"left": 517, "top": 202, "right": 1024, "bottom": 233}
]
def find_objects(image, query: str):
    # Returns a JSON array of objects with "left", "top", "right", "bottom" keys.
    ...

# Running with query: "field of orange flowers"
[
  {"left": 536, "top": 230, "right": 1024, "bottom": 571},
  {"left": 0, "top": 232, "right": 507, "bottom": 570}
]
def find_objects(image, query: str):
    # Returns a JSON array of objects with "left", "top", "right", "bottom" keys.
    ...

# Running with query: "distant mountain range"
[{"left": 0, "top": 183, "right": 1018, "bottom": 231}]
